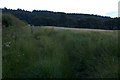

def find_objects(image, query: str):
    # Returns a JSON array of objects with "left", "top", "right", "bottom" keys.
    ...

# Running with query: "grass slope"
[{"left": 2, "top": 14, "right": 119, "bottom": 78}]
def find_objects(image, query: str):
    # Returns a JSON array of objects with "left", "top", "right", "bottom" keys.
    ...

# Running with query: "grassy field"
[{"left": 2, "top": 14, "right": 119, "bottom": 78}]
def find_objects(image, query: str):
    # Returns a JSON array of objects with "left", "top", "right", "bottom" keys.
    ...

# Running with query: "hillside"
[
  {"left": 2, "top": 13, "right": 119, "bottom": 78},
  {"left": 2, "top": 8, "right": 120, "bottom": 30}
]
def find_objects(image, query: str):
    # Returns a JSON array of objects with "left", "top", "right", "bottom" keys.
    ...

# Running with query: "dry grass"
[{"left": 42, "top": 26, "right": 114, "bottom": 32}]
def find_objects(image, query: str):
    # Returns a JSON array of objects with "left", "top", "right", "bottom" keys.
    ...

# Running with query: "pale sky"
[{"left": 0, "top": 0, "right": 119, "bottom": 17}]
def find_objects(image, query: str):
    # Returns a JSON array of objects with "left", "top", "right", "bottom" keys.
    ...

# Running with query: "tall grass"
[{"left": 2, "top": 14, "right": 119, "bottom": 78}]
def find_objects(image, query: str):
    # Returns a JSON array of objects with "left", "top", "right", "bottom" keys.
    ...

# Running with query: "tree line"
[{"left": 2, "top": 8, "right": 120, "bottom": 30}]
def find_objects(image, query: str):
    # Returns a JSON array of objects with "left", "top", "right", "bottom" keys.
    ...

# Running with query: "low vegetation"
[{"left": 2, "top": 13, "right": 119, "bottom": 78}]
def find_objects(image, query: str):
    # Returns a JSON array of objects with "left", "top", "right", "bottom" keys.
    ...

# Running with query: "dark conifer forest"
[{"left": 2, "top": 8, "right": 120, "bottom": 30}]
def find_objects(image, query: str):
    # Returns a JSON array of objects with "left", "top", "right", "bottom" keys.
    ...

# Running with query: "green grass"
[{"left": 2, "top": 14, "right": 119, "bottom": 78}]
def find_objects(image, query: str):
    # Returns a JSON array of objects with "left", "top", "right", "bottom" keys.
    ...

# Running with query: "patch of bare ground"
[{"left": 46, "top": 26, "right": 113, "bottom": 32}]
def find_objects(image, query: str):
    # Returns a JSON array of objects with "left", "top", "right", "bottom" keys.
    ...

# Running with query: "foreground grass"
[{"left": 3, "top": 25, "right": 119, "bottom": 78}]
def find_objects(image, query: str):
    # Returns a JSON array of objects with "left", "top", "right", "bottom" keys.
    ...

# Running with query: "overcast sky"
[{"left": 0, "top": 0, "right": 119, "bottom": 17}]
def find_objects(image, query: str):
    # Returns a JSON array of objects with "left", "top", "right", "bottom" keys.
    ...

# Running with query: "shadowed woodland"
[{"left": 2, "top": 8, "right": 120, "bottom": 30}]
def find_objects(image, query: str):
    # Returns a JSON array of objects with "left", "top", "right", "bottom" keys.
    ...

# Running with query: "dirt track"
[{"left": 52, "top": 26, "right": 113, "bottom": 32}]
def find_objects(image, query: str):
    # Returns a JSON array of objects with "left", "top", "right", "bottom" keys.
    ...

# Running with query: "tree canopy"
[{"left": 2, "top": 8, "right": 119, "bottom": 30}]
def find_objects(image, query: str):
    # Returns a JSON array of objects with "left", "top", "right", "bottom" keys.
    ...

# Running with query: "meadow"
[{"left": 2, "top": 13, "right": 119, "bottom": 78}]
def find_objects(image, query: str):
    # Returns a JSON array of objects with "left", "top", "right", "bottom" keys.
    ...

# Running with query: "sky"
[{"left": 0, "top": 0, "right": 119, "bottom": 17}]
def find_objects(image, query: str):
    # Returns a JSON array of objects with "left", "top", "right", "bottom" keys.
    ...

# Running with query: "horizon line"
[{"left": 1, "top": 7, "right": 118, "bottom": 18}]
